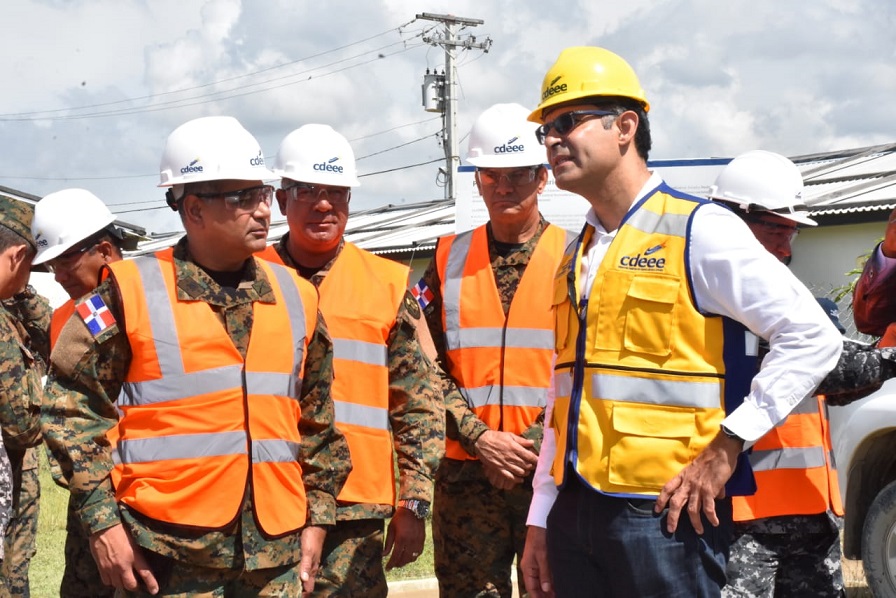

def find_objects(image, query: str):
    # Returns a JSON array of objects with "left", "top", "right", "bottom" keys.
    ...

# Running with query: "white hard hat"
[
  {"left": 708, "top": 150, "right": 817, "bottom": 226},
  {"left": 31, "top": 188, "right": 116, "bottom": 265},
  {"left": 158, "top": 116, "right": 275, "bottom": 189},
  {"left": 466, "top": 103, "right": 546, "bottom": 168},
  {"left": 272, "top": 124, "right": 360, "bottom": 187}
]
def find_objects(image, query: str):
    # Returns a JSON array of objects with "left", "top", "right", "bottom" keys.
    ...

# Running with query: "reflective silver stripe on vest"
[
  {"left": 119, "top": 364, "right": 244, "bottom": 407},
  {"left": 266, "top": 261, "right": 307, "bottom": 398},
  {"left": 443, "top": 230, "right": 474, "bottom": 351},
  {"left": 451, "top": 327, "right": 555, "bottom": 350},
  {"left": 334, "top": 400, "right": 390, "bottom": 430},
  {"left": 748, "top": 445, "right": 827, "bottom": 471},
  {"left": 117, "top": 431, "right": 247, "bottom": 464},
  {"left": 252, "top": 439, "right": 300, "bottom": 463},
  {"left": 787, "top": 396, "right": 819, "bottom": 416},
  {"left": 462, "top": 385, "right": 546, "bottom": 409},
  {"left": 625, "top": 208, "right": 690, "bottom": 238},
  {"left": 333, "top": 338, "right": 388, "bottom": 366},
  {"left": 555, "top": 371, "right": 573, "bottom": 398},
  {"left": 590, "top": 372, "right": 722, "bottom": 409},
  {"left": 246, "top": 371, "right": 295, "bottom": 399},
  {"left": 118, "top": 257, "right": 306, "bottom": 406}
]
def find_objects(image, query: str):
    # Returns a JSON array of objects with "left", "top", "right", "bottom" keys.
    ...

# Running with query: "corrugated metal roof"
[{"left": 795, "top": 143, "right": 896, "bottom": 217}]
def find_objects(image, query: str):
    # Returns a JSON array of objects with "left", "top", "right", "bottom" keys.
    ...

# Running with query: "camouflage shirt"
[
  {"left": 0, "top": 443, "right": 9, "bottom": 562},
  {"left": 41, "top": 238, "right": 350, "bottom": 571},
  {"left": 271, "top": 237, "right": 444, "bottom": 520},
  {"left": 420, "top": 219, "right": 548, "bottom": 460},
  {"left": 0, "top": 289, "right": 46, "bottom": 459}
]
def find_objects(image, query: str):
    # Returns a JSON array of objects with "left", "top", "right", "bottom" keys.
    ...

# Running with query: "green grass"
[
  {"left": 29, "top": 455, "right": 437, "bottom": 596},
  {"left": 32, "top": 451, "right": 68, "bottom": 597}
]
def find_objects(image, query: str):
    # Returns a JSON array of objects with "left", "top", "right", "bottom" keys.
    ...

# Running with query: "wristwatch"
[
  {"left": 397, "top": 499, "right": 430, "bottom": 520},
  {"left": 720, "top": 424, "right": 745, "bottom": 444}
]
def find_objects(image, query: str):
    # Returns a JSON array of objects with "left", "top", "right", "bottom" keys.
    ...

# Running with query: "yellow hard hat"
[{"left": 528, "top": 46, "right": 650, "bottom": 123}]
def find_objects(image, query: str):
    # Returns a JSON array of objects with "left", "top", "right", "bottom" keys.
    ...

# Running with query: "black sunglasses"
[{"left": 535, "top": 110, "right": 618, "bottom": 144}]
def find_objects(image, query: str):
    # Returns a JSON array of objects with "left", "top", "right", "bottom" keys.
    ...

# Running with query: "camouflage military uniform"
[
  {"left": 0, "top": 287, "right": 49, "bottom": 598},
  {"left": 42, "top": 239, "right": 351, "bottom": 596},
  {"left": 721, "top": 342, "right": 896, "bottom": 598},
  {"left": 0, "top": 444, "right": 10, "bottom": 564},
  {"left": 815, "top": 340, "right": 896, "bottom": 405},
  {"left": 270, "top": 238, "right": 444, "bottom": 597},
  {"left": 725, "top": 513, "right": 844, "bottom": 597},
  {"left": 421, "top": 219, "right": 549, "bottom": 598}
]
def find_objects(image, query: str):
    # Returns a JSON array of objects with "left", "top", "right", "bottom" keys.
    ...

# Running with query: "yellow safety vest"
[{"left": 552, "top": 186, "right": 755, "bottom": 497}]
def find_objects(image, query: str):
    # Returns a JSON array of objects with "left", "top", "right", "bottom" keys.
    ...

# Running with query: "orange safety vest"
[
  {"left": 435, "top": 224, "right": 571, "bottom": 461},
  {"left": 259, "top": 242, "right": 406, "bottom": 507},
  {"left": 108, "top": 251, "right": 318, "bottom": 535},
  {"left": 733, "top": 394, "right": 843, "bottom": 520},
  {"left": 49, "top": 299, "right": 76, "bottom": 350}
]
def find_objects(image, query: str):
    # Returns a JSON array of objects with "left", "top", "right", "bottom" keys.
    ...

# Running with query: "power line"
[
  {"left": 0, "top": 22, "right": 422, "bottom": 120},
  {"left": 349, "top": 117, "right": 440, "bottom": 141},
  {"left": 356, "top": 132, "right": 439, "bottom": 160},
  {"left": 1, "top": 40, "right": 428, "bottom": 121},
  {"left": 359, "top": 158, "right": 443, "bottom": 177}
]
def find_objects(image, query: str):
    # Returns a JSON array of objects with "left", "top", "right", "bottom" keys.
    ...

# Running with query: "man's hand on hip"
[{"left": 654, "top": 432, "right": 742, "bottom": 534}]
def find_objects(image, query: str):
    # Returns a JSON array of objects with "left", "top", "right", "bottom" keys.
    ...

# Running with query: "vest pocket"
[
  {"left": 552, "top": 280, "right": 572, "bottom": 353},
  {"left": 607, "top": 402, "right": 695, "bottom": 490},
  {"left": 621, "top": 275, "right": 679, "bottom": 357}
]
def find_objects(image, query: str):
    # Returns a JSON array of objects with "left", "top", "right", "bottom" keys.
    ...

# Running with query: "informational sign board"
[{"left": 456, "top": 158, "right": 731, "bottom": 234}]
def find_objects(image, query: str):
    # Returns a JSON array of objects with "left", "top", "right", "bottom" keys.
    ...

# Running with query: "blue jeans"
[{"left": 546, "top": 477, "right": 731, "bottom": 597}]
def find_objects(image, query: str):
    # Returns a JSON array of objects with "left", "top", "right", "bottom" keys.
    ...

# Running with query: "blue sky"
[{"left": 1, "top": 0, "right": 893, "bottom": 235}]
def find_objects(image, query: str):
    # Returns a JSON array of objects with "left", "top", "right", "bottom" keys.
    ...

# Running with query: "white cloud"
[{"left": 0, "top": 0, "right": 893, "bottom": 236}]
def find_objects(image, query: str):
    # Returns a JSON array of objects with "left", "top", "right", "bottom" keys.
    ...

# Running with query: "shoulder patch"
[
  {"left": 403, "top": 291, "right": 421, "bottom": 320},
  {"left": 410, "top": 279, "right": 434, "bottom": 311},
  {"left": 75, "top": 293, "right": 118, "bottom": 340}
]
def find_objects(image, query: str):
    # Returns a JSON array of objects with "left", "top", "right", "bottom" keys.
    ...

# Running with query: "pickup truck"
[{"left": 830, "top": 377, "right": 896, "bottom": 595}]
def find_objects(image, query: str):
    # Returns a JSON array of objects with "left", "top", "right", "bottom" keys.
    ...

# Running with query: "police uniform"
[
  {"left": 264, "top": 237, "right": 444, "bottom": 597},
  {"left": 421, "top": 218, "right": 568, "bottom": 597},
  {"left": 0, "top": 198, "right": 46, "bottom": 598},
  {"left": 42, "top": 238, "right": 351, "bottom": 595}
]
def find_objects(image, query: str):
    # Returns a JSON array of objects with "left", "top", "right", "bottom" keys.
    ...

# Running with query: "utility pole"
[{"left": 417, "top": 12, "right": 491, "bottom": 203}]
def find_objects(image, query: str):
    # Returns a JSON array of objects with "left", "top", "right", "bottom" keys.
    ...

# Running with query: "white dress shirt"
[{"left": 527, "top": 172, "right": 843, "bottom": 527}]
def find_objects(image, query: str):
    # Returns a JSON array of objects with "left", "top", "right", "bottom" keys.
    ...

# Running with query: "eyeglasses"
[
  {"left": 46, "top": 242, "right": 97, "bottom": 274},
  {"left": 193, "top": 185, "right": 274, "bottom": 212},
  {"left": 476, "top": 167, "right": 539, "bottom": 188},
  {"left": 748, "top": 217, "right": 800, "bottom": 243},
  {"left": 535, "top": 110, "right": 619, "bottom": 144},
  {"left": 284, "top": 182, "right": 351, "bottom": 205}
]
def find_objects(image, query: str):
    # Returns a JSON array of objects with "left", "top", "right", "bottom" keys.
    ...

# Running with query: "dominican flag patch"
[
  {"left": 76, "top": 293, "right": 117, "bottom": 338},
  {"left": 411, "top": 279, "right": 434, "bottom": 310}
]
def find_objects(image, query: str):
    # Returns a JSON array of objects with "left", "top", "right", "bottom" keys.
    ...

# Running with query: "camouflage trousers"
[
  {"left": 0, "top": 448, "right": 39, "bottom": 598},
  {"left": 117, "top": 550, "right": 303, "bottom": 597},
  {"left": 61, "top": 493, "right": 115, "bottom": 598},
  {"left": 433, "top": 459, "right": 531, "bottom": 598},
  {"left": 314, "top": 518, "right": 387, "bottom": 598},
  {"left": 724, "top": 512, "right": 845, "bottom": 597}
]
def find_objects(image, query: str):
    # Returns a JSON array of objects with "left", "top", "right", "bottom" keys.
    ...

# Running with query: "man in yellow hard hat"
[{"left": 519, "top": 47, "right": 842, "bottom": 597}]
